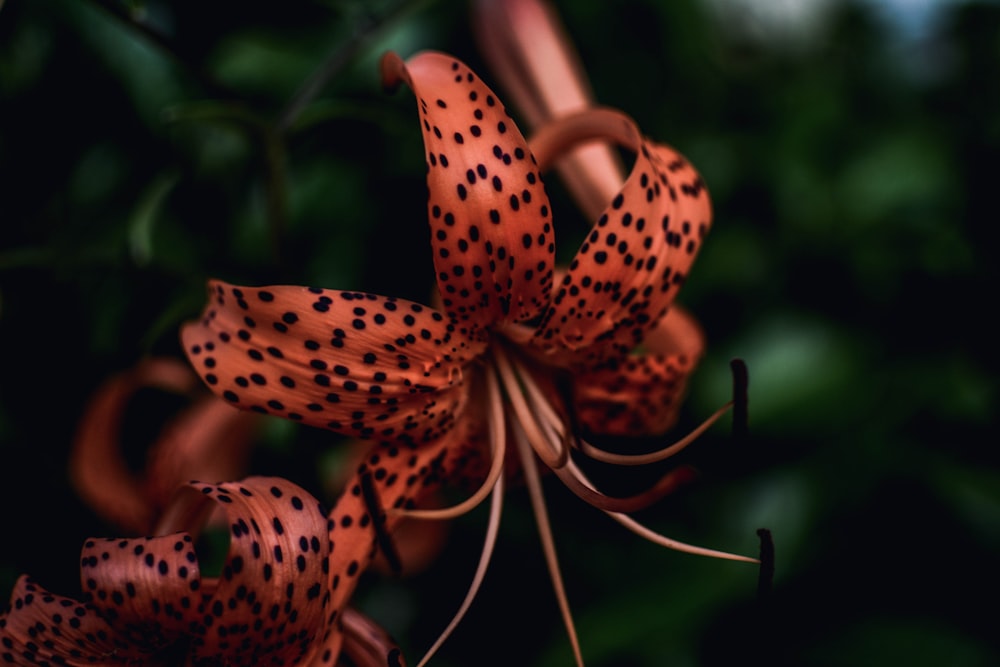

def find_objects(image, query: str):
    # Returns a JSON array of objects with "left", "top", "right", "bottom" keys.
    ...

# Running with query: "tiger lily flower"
[
  {"left": 180, "top": 50, "right": 755, "bottom": 665},
  {"left": 0, "top": 476, "right": 405, "bottom": 666},
  {"left": 69, "top": 357, "right": 258, "bottom": 534}
]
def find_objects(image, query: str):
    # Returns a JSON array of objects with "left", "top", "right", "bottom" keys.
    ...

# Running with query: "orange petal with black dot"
[
  {"left": 571, "top": 305, "right": 705, "bottom": 437},
  {"left": 382, "top": 50, "right": 556, "bottom": 336},
  {"left": 80, "top": 533, "right": 203, "bottom": 648},
  {"left": 0, "top": 575, "right": 149, "bottom": 665},
  {"left": 324, "top": 403, "right": 490, "bottom": 615},
  {"left": 529, "top": 109, "right": 712, "bottom": 361},
  {"left": 181, "top": 281, "right": 485, "bottom": 445},
  {"left": 183, "top": 477, "right": 331, "bottom": 664}
]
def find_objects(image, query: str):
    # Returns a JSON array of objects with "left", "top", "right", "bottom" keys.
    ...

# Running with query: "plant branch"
[{"left": 276, "top": 0, "right": 433, "bottom": 132}]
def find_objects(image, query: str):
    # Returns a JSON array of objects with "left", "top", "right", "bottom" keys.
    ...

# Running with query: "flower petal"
[
  {"left": 100, "top": 477, "right": 332, "bottom": 664},
  {"left": 472, "top": 0, "right": 624, "bottom": 221},
  {"left": 339, "top": 607, "right": 405, "bottom": 667},
  {"left": 381, "top": 51, "right": 556, "bottom": 335},
  {"left": 324, "top": 404, "right": 490, "bottom": 619},
  {"left": 144, "top": 395, "right": 258, "bottom": 514},
  {"left": 181, "top": 281, "right": 484, "bottom": 445},
  {"left": 0, "top": 575, "right": 142, "bottom": 665},
  {"left": 529, "top": 109, "right": 712, "bottom": 361},
  {"left": 184, "top": 477, "right": 332, "bottom": 664},
  {"left": 571, "top": 306, "right": 705, "bottom": 436},
  {"left": 69, "top": 357, "right": 258, "bottom": 534},
  {"left": 69, "top": 358, "right": 199, "bottom": 534},
  {"left": 80, "top": 533, "right": 203, "bottom": 649}
]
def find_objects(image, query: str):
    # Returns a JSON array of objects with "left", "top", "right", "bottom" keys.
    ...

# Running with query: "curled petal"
[
  {"left": 80, "top": 534, "right": 202, "bottom": 649},
  {"left": 340, "top": 607, "right": 406, "bottom": 667},
  {"left": 472, "top": 0, "right": 624, "bottom": 221},
  {"left": 0, "top": 576, "right": 145, "bottom": 666},
  {"left": 572, "top": 306, "right": 704, "bottom": 436},
  {"left": 382, "top": 51, "right": 556, "bottom": 335},
  {"left": 69, "top": 358, "right": 199, "bottom": 533},
  {"left": 69, "top": 358, "right": 258, "bottom": 535},
  {"left": 144, "top": 396, "right": 257, "bottom": 513},
  {"left": 79, "top": 477, "right": 332, "bottom": 664},
  {"left": 181, "top": 281, "right": 484, "bottom": 445},
  {"left": 530, "top": 109, "right": 712, "bottom": 361},
  {"left": 189, "top": 478, "right": 331, "bottom": 664}
]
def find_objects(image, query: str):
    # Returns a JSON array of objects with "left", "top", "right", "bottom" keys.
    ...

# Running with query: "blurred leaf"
[{"left": 128, "top": 171, "right": 178, "bottom": 266}]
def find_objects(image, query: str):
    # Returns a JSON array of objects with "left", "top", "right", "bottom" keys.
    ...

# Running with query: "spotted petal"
[
  {"left": 571, "top": 306, "right": 704, "bottom": 436},
  {"left": 0, "top": 576, "right": 146, "bottom": 665},
  {"left": 324, "top": 395, "right": 490, "bottom": 616},
  {"left": 529, "top": 109, "right": 711, "bottom": 362},
  {"left": 382, "top": 51, "right": 556, "bottom": 337},
  {"left": 181, "top": 281, "right": 485, "bottom": 445},
  {"left": 78, "top": 478, "right": 330, "bottom": 664}
]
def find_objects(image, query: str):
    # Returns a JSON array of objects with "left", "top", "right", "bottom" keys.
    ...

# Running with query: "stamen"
[
  {"left": 553, "top": 458, "right": 697, "bottom": 513},
  {"left": 607, "top": 512, "right": 759, "bottom": 563},
  {"left": 493, "top": 345, "right": 568, "bottom": 469},
  {"left": 414, "top": 471, "right": 504, "bottom": 667},
  {"left": 391, "top": 371, "right": 506, "bottom": 521},
  {"left": 511, "top": 413, "right": 585, "bottom": 667},
  {"left": 576, "top": 401, "right": 733, "bottom": 466},
  {"left": 570, "top": 464, "right": 759, "bottom": 563}
]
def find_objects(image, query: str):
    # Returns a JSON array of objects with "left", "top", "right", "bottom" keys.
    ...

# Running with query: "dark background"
[{"left": 1, "top": 0, "right": 997, "bottom": 665}]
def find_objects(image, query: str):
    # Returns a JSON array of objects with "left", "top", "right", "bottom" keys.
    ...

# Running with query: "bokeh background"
[{"left": 1, "top": 0, "right": 998, "bottom": 665}]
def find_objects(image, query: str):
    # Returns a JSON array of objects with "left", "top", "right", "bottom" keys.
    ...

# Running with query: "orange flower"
[
  {"left": 180, "top": 51, "right": 754, "bottom": 665},
  {"left": 0, "top": 476, "right": 404, "bottom": 666}
]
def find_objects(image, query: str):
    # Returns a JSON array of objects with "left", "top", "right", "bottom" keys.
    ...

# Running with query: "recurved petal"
[
  {"left": 571, "top": 306, "right": 705, "bottom": 437},
  {"left": 184, "top": 477, "right": 332, "bottom": 664},
  {"left": 529, "top": 109, "right": 712, "bottom": 362},
  {"left": 181, "top": 281, "right": 485, "bottom": 445},
  {"left": 382, "top": 51, "right": 556, "bottom": 335},
  {"left": 80, "top": 534, "right": 202, "bottom": 650},
  {"left": 69, "top": 357, "right": 200, "bottom": 534},
  {"left": 144, "top": 396, "right": 258, "bottom": 513},
  {"left": 339, "top": 607, "right": 406, "bottom": 667},
  {"left": 0, "top": 576, "right": 144, "bottom": 665}
]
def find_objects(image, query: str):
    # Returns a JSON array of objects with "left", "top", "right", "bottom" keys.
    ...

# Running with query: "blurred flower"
[
  {"left": 180, "top": 50, "right": 752, "bottom": 665},
  {"left": 69, "top": 357, "right": 259, "bottom": 534},
  {"left": 0, "top": 476, "right": 405, "bottom": 666}
]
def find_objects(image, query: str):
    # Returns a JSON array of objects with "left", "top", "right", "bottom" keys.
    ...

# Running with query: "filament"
[
  {"left": 576, "top": 401, "right": 732, "bottom": 466},
  {"left": 493, "top": 345, "right": 568, "bottom": 469},
  {"left": 571, "top": 464, "right": 759, "bottom": 563},
  {"left": 415, "top": 469, "right": 504, "bottom": 667},
  {"left": 511, "top": 411, "right": 585, "bottom": 667}
]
